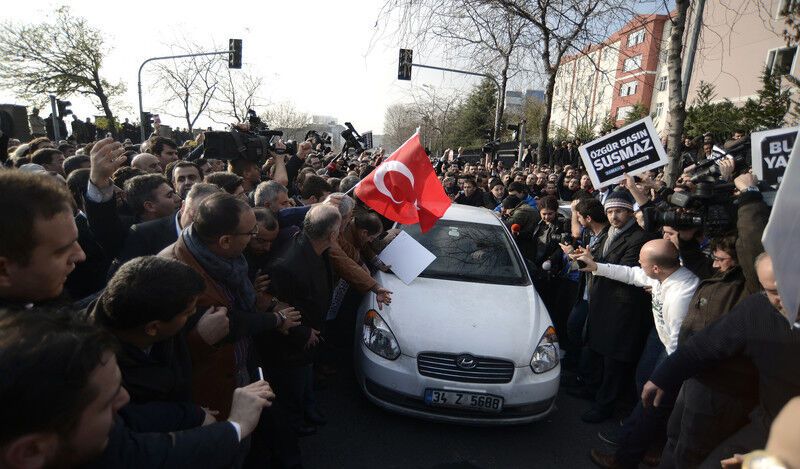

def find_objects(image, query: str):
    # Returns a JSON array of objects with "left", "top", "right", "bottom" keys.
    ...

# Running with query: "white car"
[{"left": 354, "top": 204, "right": 560, "bottom": 425}]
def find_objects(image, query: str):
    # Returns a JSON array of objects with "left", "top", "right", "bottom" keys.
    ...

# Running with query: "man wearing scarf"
[
  {"left": 160, "top": 192, "right": 293, "bottom": 419},
  {"left": 581, "top": 190, "right": 655, "bottom": 424}
]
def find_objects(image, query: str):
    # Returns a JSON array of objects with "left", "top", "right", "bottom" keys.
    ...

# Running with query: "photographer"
[{"left": 657, "top": 170, "right": 770, "bottom": 468}]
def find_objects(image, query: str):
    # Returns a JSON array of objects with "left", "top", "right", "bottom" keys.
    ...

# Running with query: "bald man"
[
  {"left": 579, "top": 239, "right": 700, "bottom": 356},
  {"left": 131, "top": 153, "right": 163, "bottom": 174},
  {"left": 579, "top": 239, "right": 700, "bottom": 468}
]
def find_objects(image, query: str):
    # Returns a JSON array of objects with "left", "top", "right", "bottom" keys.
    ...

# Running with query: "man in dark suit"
[
  {"left": 581, "top": 190, "right": 654, "bottom": 423},
  {"left": 111, "top": 183, "right": 221, "bottom": 274},
  {"left": 264, "top": 204, "right": 341, "bottom": 435}
]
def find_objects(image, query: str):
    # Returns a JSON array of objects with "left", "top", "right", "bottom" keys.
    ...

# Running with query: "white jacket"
[{"left": 593, "top": 264, "right": 699, "bottom": 354}]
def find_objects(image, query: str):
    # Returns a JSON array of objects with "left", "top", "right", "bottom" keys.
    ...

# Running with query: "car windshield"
[{"left": 399, "top": 221, "right": 529, "bottom": 285}]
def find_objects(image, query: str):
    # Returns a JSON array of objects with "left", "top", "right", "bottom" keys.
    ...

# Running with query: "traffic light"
[
  {"left": 142, "top": 111, "right": 154, "bottom": 137},
  {"left": 57, "top": 100, "right": 72, "bottom": 119},
  {"left": 228, "top": 39, "right": 242, "bottom": 69},
  {"left": 398, "top": 49, "right": 413, "bottom": 80}
]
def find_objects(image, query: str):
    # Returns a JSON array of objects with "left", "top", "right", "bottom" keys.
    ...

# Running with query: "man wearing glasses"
[{"left": 160, "top": 192, "right": 299, "bottom": 420}]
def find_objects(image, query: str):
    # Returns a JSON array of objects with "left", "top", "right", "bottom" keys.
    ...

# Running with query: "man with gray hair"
[
  {"left": 112, "top": 182, "right": 222, "bottom": 273},
  {"left": 265, "top": 204, "right": 341, "bottom": 435},
  {"left": 254, "top": 180, "right": 292, "bottom": 214}
]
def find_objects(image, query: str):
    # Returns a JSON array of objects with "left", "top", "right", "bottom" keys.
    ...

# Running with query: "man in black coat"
[
  {"left": 111, "top": 183, "right": 222, "bottom": 274},
  {"left": 264, "top": 204, "right": 341, "bottom": 434},
  {"left": 582, "top": 190, "right": 654, "bottom": 423},
  {"left": 0, "top": 308, "right": 273, "bottom": 469},
  {"left": 643, "top": 253, "right": 800, "bottom": 468}
]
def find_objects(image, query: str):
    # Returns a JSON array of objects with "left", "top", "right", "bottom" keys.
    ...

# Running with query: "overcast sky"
[{"left": 1, "top": 0, "right": 531, "bottom": 134}]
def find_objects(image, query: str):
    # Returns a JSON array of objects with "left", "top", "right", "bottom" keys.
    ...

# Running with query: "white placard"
[
  {"left": 378, "top": 230, "right": 436, "bottom": 285},
  {"left": 762, "top": 129, "right": 800, "bottom": 325}
]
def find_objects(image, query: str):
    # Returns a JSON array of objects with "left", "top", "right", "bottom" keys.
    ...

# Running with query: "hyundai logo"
[{"left": 455, "top": 354, "right": 477, "bottom": 369}]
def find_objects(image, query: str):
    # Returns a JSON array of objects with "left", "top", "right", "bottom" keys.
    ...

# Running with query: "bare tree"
[
  {"left": 211, "top": 69, "right": 264, "bottom": 125},
  {"left": 384, "top": 103, "right": 419, "bottom": 149},
  {"left": 379, "top": 0, "right": 532, "bottom": 138},
  {"left": 485, "top": 0, "right": 634, "bottom": 162},
  {"left": 0, "top": 7, "right": 125, "bottom": 129},
  {"left": 407, "top": 86, "right": 462, "bottom": 153},
  {"left": 263, "top": 101, "right": 311, "bottom": 129},
  {"left": 153, "top": 42, "right": 221, "bottom": 132}
]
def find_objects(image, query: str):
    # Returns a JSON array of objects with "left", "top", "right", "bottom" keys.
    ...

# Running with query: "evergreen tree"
[
  {"left": 445, "top": 78, "right": 498, "bottom": 148},
  {"left": 623, "top": 103, "right": 649, "bottom": 125},
  {"left": 742, "top": 68, "right": 792, "bottom": 131},
  {"left": 684, "top": 81, "right": 743, "bottom": 142},
  {"left": 599, "top": 114, "right": 616, "bottom": 135}
]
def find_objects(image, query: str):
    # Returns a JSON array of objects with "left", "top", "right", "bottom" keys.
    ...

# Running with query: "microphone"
[
  {"left": 511, "top": 224, "right": 520, "bottom": 235},
  {"left": 541, "top": 260, "right": 552, "bottom": 271}
]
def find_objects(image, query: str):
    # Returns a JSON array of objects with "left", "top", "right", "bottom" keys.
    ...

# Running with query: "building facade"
[
  {"left": 549, "top": 0, "right": 799, "bottom": 139},
  {"left": 550, "top": 14, "right": 669, "bottom": 138}
]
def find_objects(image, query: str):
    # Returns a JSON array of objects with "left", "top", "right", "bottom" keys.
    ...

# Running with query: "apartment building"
[{"left": 549, "top": 0, "right": 799, "bottom": 138}]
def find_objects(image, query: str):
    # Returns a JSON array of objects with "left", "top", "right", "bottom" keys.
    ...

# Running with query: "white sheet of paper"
[{"left": 378, "top": 230, "right": 436, "bottom": 285}]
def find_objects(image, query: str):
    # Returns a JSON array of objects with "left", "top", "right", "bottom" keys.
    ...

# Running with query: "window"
[
  {"left": 616, "top": 106, "right": 633, "bottom": 121},
  {"left": 654, "top": 102, "right": 664, "bottom": 117},
  {"left": 623, "top": 55, "right": 643, "bottom": 72},
  {"left": 778, "top": 0, "right": 798, "bottom": 17},
  {"left": 766, "top": 46, "right": 798, "bottom": 76},
  {"left": 627, "top": 29, "right": 646, "bottom": 47},
  {"left": 620, "top": 81, "right": 638, "bottom": 97},
  {"left": 657, "top": 76, "right": 668, "bottom": 92},
  {"left": 400, "top": 221, "right": 527, "bottom": 285}
]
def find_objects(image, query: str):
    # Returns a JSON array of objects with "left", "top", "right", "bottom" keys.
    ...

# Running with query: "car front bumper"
[{"left": 356, "top": 344, "right": 560, "bottom": 425}]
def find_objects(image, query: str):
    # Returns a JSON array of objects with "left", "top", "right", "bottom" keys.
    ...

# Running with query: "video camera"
[
  {"left": 641, "top": 135, "right": 751, "bottom": 236},
  {"left": 641, "top": 180, "right": 737, "bottom": 236},
  {"left": 305, "top": 130, "right": 332, "bottom": 155},
  {"left": 203, "top": 109, "right": 296, "bottom": 161},
  {"left": 340, "top": 122, "right": 368, "bottom": 154}
]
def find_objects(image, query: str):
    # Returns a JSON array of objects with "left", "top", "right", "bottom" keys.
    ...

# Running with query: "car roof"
[{"left": 439, "top": 204, "right": 503, "bottom": 226}]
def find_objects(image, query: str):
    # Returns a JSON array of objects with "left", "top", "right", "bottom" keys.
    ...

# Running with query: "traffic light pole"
[
  {"left": 410, "top": 63, "right": 503, "bottom": 140},
  {"left": 48, "top": 95, "right": 60, "bottom": 141},
  {"left": 137, "top": 51, "right": 228, "bottom": 142}
]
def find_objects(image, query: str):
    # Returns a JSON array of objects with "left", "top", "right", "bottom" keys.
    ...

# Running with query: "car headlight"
[
  {"left": 530, "top": 326, "right": 559, "bottom": 373},
  {"left": 362, "top": 309, "right": 400, "bottom": 360}
]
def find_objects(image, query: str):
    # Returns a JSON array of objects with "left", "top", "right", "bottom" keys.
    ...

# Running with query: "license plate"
[{"left": 424, "top": 389, "right": 503, "bottom": 413}]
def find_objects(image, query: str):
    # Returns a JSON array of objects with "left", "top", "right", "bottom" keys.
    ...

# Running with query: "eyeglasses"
[{"left": 231, "top": 224, "right": 259, "bottom": 237}]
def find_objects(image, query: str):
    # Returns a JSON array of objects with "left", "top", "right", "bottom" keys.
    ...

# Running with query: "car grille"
[{"left": 417, "top": 352, "right": 515, "bottom": 384}]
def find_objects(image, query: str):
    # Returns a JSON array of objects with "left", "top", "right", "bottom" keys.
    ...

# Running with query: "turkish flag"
[{"left": 356, "top": 132, "right": 450, "bottom": 232}]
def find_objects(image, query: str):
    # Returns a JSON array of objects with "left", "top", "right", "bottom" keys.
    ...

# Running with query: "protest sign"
[
  {"left": 761, "top": 128, "right": 800, "bottom": 324},
  {"left": 751, "top": 127, "right": 798, "bottom": 205},
  {"left": 579, "top": 116, "right": 668, "bottom": 188}
]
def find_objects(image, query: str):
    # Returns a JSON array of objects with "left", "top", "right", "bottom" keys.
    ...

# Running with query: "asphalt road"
[{"left": 299, "top": 365, "right": 624, "bottom": 469}]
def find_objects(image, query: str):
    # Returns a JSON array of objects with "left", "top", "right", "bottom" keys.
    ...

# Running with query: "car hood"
[{"left": 366, "top": 272, "right": 551, "bottom": 367}]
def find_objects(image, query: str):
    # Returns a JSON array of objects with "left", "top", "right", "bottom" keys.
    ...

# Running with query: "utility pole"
[
  {"left": 517, "top": 119, "right": 526, "bottom": 168},
  {"left": 681, "top": 0, "right": 706, "bottom": 102}
]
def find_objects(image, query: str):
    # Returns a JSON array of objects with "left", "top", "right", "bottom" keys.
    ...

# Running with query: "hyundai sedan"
[{"left": 354, "top": 204, "right": 560, "bottom": 425}]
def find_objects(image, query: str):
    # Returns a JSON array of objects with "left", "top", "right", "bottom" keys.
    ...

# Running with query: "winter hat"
[{"left": 604, "top": 190, "right": 634, "bottom": 212}]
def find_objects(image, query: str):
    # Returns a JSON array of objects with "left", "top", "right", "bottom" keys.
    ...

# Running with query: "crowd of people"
[
  {"left": 0, "top": 121, "right": 798, "bottom": 469},
  {"left": 440, "top": 134, "right": 798, "bottom": 468}
]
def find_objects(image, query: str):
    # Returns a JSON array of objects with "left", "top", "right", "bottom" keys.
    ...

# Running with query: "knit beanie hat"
[{"left": 604, "top": 190, "right": 634, "bottom": 211}]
